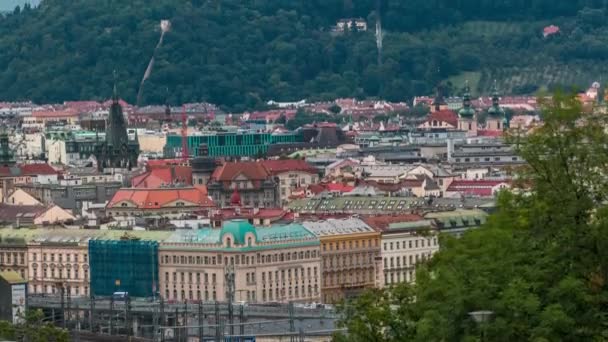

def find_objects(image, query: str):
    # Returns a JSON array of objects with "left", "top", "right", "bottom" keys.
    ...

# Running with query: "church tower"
[
  {"left": 457, "top": 81, "right": 477, "bottom": 136},
  {"left": 95, "top": 74, "right": 140, "bottom": 171},
  {"left": 0, "top": 128, "right": 15, "bottom": 167},
  {"left": 431, "top": 83, "right": 448, "bottom": 113},
  {"left": 486, "top": 81, "right": 506, "bottom": 131}
]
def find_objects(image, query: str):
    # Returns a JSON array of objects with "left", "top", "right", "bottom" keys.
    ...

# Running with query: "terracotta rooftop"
[
  {"left": 131, "top": 166, "right": 192, "bottom": 188},
  {"left": 426, "top": 110, "right": 458, "bottom": 127},
  {"left": 211, "top": 161, "right": 271, "bottom": 181},
  {"left": 362, "top": 214, "right": 426, "bottom": 231},
  {"left": 260, "top": 160, "right": 317, "bottom": 175},
  {"left": 107, "top": 187, "right": 214, "bottom": 209}
]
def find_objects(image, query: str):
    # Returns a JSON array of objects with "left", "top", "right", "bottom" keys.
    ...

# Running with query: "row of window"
[
  {"left": 30, "top": 284, "right": 89, "bottom": 296},
  {"left": 323, "top": 253, "right": 375, "bottom": 268},
  {"left": 455, "top": 156, "right": 518, "bottom": 162},
  {"left": 31, "top": 252, "right": 87, "bottom": 263},
  {"left": 383, "top": 252, "right": 433, "bottom": 269},
  {"left": 322, "top": 269, "right": 375, "bottom": 286},
  {"left": 384, "top": 270, "right": 415, "bottom": 285},
  {"left": 383, "top": 238, "right": 438, "bottom": 251},
  {"left": 261, "top": 285, "right": 318, "bottom": 302},
  {"left": 166, "top": 271, "right": 217, "bottom": 284},
  {"left": 322, "top": 239, "right": 378, "bottom": 252},
  {"left": 0, "top": 252, "right": 25, "bottom": 265},
  {"left": 162, "top": 250, "right": 318, "bottom": 266},
  {"left": 260, "top": 267, "right": 319, "bottom": 284},
  {"left": 32, "top": 267, "right": 89, "bottom": 280}
]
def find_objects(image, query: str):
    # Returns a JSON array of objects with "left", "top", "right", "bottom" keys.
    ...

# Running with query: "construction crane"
[{"left": 181, "top": 105, "right": 188, "bottom": 162}]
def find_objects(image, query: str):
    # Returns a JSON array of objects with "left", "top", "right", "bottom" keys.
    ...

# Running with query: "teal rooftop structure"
[{"left": 162, "top": 219, "right": 319, "bottom": 252}]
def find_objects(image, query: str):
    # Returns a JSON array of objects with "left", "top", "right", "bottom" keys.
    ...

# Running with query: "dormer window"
[
  {"left": 247, "top": 237, "right": 252, "bottom": 247},
  {"left": 226, "top": 237, "right": 232, "bottom": 248}
]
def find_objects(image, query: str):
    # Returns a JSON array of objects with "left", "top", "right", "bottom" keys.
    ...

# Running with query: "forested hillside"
[{"left": 1, "top": 0, "right": 607, "bottom": 110}]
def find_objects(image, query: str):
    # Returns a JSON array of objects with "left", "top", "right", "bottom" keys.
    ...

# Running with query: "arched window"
[
  {"left": 247, "top": 237, "right": 252, "bottom": 247},
  {"left": 226, "top": 237, "right": 232, "bottom": 248}
]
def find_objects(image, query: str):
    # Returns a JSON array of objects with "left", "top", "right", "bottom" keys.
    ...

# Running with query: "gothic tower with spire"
[
  {"left": 486, "top": 81, "right": 506, "bottom": 131},
  {"left": 95, "top": 73, "right": 140, "bottom": 171},
  {"left": 457, "top": 81, "right": 477, "bottom": 136},
  {"left": 0, "top": 127, "right": 15, "bottom": 167}
]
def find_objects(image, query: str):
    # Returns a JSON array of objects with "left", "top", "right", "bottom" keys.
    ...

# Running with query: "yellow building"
[{"left": 302, "top": 218, "right": 381, "bottom": 303}]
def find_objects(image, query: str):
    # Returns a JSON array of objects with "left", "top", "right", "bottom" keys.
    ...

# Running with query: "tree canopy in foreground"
[{"left": 335, "top": 92, "right": 608, "bottom": 341}]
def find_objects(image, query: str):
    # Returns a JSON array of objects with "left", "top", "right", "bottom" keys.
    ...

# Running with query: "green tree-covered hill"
[{"left": 0, "top": 0, "right": 607, "bottom": 111}]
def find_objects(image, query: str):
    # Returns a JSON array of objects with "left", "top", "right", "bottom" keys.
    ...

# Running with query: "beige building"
[
  {"left": 364, "top": 216, "right": 439, "bottom": 286},
  {"left": 0, "top": 237, "right": 28, "bottom": 280},
  {"left": 27, "top": 235, "right": 90, "bottom": 296},
  {"left": 159, "top": 220, "right": 321, "bottom": 303},
  {"left": 6, "top": 189, "right": 42, "bottom": 206},
  {"left": 302, "top": 218, "right": 381, "bottom": 304},
  {"left": 137, "top": 132, "right": 166, "bottom": 154},
  {"left": 261, "top": 160, "right": 318, "bottom": 206}
]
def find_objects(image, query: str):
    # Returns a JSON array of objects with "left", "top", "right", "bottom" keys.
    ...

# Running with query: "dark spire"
[
  {"left": 492, "top": 80, "right": 500, "bottom": 107},
  {"left": 112, "top": 70, "right": 118, "bottom": 103}
]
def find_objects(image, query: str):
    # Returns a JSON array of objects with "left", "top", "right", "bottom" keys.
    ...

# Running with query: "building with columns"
[{"left": 158, "top": 220, "right": 321, "bottom": 303}]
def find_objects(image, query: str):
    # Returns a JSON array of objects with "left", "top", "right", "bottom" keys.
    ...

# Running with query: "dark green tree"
[{"left": 335, "top": 92, "right": 608, "bottom": 341}]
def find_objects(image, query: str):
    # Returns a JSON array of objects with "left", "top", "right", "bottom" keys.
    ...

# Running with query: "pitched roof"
[
  {"left": 131, "top": 166, "right": 192, "bottom": 188},
  {"left": 325, "top": 183, "right": 354, "bottom": 193},
  {"left": 107, "top": 187, "right": 214, "bottom": 209},
  {"left": 260, "top": 160, "right": 317, "bottom": 175},
  {"left": 211, "top": 161, "right": 271, "bottom": 181},
  {"left": 362, "top": 214, "right": 427, "bottom": 231},
  {"left": 426, "top": 110, "right": 458, "bottom": 127},
  {"left": 0, "top": 164, "right": 58, "bottom": 177},
  {"left": 446, "top": 180, "right": 510, "bottom": 197},
  {"left": 19, "top": 163, "right": 59, "bottom": 175}
]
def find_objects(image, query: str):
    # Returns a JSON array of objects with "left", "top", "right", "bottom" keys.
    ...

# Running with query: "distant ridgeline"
[{"left": 0, "top": 0, "right": 606, "bottom": 109}]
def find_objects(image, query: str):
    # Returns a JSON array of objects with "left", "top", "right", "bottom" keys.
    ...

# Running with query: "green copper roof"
[
  {"left": 162, "top": 222, "right": 319, "bottom": 251},
  {"left": 458, "top": 81, "right": 476, "bottom": 119},
  {"left": 220, "top": 219, "right": 258, "bottom": 245},
  {"left": 487, "top": 81, "right": 505, "bottom": 118}
]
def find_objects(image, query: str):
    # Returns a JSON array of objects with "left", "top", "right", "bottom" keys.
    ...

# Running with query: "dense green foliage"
[
  {"left": 1, "top": 1, "right": 608, "bottom": 111},
  {"left": 0, "top": 309, "right": 69, "bottom": 342},
  {"left": 334, "top": 92, "right": 608, "bottom": 341}
]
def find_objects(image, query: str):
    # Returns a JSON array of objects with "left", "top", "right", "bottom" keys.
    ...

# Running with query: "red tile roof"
[
  {"left": 32, "top": 109, "right": 78, "bottom": 118},
  {"left": 426, "top": 110, "right": 458, "bottom": 127},
  {"left": 0, "top": 164, "right": 58, "bottom": 177},
  {"left": 211, "top": 162, "right": 271, "bottom": 181},
  {"left": 19, "top": 163, "right": 59, "bottom": 175},
  {"left": 107, "top": 187, "right": 214, "bottom": 209},
  {"left": 325, "top": 183, "right": 354, "bottom": 193},
  {"left": 146, "top": 159, "right": 187, "bottom": 169},
  {"left": 131, "top": 166, "right": 192, "bottom": 188},
  {"left": 446, "top": 179, "right": 510, "bottom": 197},
  {"left": 260, "top": 160, "right": 317, "bottom": 175},
  {"left": 476, "top": 130, "right": 503, "bottom": 137}
]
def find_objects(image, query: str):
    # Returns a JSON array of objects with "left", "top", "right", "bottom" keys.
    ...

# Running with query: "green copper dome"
[
  {"left": 458, "top": 81, "right": 476, "bottom": 118},
  {"left": 220, "top": 219, "right": 258, "bottom": 245},
  {"left": 487, "top": 81, "right": 505, "bottom": 118}
]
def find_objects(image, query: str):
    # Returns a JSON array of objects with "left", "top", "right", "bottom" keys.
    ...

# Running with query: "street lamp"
[{"left": 469, "top": 310, "right": 493, "bottom": 342}]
